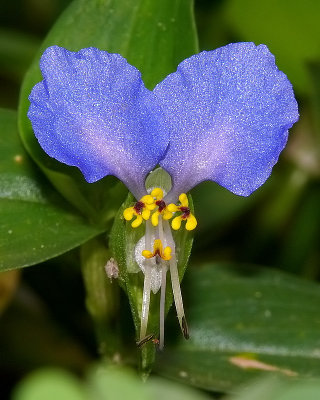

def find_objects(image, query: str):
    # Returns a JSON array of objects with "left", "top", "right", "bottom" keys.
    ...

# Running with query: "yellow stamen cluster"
[
  {"left": 150, "top": 188, "right": 174, "bottom": 227},
  {"left": 123, "top": 195, "right": 155, "bottom": 228},
  {"left": 123, "top": 188, "right": 197, "bottom": 231},
  {"left": 142, "top": 239, "right": 172, "bottom": 261},
  {"left": 168, "top": 193, "right": 197, "bottom": 231}
]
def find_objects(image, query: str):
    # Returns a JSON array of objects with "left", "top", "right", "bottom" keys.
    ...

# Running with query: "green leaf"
[
  {"left": 225, "top": 0, "right": 320, "bottom": 94},
  {"left": 88, "top": 365, "right": 211, "bottom": 400},
  {"left": 228, "top": 377, "right": 320, "bottom": 400},
  {"left": 13, "top": 364, "right": 212, "bottom": 400},
  {"left": 226, "top": 376, "right": 320, "bottom": 400},
  {"left": 155, "top": 263, "right": 320, "bottom": 392},
  {"left": 277, "top": 183, "right": 320, "bottom": 276},
  {"left": 12, "top": 369, "right": 86, "bottom": 400},
  {"left": 0, "top": 29, "right": 39, "bottom": 82},
  {"left": 308, "top": 62, "right": 320, "bottom": 148},
  {"left": 110, "top": 168, "right": 194, "bottom": 374},
  {"left": 0, "top": 108, "right": 102, "bottom": 271},
  {"left": 87, "top": 366, "right": 150, "bottom": 400},
  {"left": 18, "top": 0, "right": 198, "bottom": 214}
]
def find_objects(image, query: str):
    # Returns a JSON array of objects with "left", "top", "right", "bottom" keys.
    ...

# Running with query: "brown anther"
[
  {"left": 156, "top": 199, "right": 166, "bottom": 212},
  {"left": 179, "top": 206, "right": 191, "bottom": 220},
  {"left": 136, "top": 334, "right": 154, "bottom": 347},
  {"left": 133, "top": 201, "right": 145, "bottom": 215},
  {"left": 182, "top": 316, "right": 190, "bottom": 340}
]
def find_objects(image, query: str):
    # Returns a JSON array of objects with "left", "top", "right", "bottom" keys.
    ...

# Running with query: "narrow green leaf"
[
  {"left": 0, "top": 108, "right": 102, "bottom": 271},
  {"left": 18, "top": 0, "right": 198, "bottom": 215},
  {"left": 156, "top": 263, "right": 320, "bottom": 392}
]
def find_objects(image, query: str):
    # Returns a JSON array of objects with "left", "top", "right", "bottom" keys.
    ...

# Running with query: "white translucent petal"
[{"left": 135, "top": 236, "right": 162, "bottom": 294}]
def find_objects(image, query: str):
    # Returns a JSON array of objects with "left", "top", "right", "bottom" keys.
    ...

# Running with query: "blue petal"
[
  {"left": 153, "top": 42, "right": 299, "bottom": 199},
  {"left": 28, "top": 46, "right": 168, "bottom": 199}
]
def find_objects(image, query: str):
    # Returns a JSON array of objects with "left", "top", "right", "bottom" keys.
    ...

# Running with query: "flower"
[{"left": 28, "top": 43, "right": 299, "bottom": 348}]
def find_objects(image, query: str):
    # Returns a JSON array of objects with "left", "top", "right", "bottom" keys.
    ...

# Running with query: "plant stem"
[{"left": 80, "top": 236, "right": 121, "bottom": 361}]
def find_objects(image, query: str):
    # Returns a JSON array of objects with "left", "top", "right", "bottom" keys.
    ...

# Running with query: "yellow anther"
[
  {"left": 141, "top": 194, "right": 155, "bottom": 206},
  {"left": 151, "top": 211, "right": 160, "bottom": 227},
  {"left": 150, "top": 188, "right": 164, "bottom": 200},
  {"left": 142, "top": 239, "right": 172, "bottom": 261},
  {"left": 185, "top": 213, "right": 197, "bottom": 230},
  {"left": 123, "top": 207, "right": 135, "bottom": 221},
  {"left": 141, "top": 249, "right": 154, "bottom": 259},
  {"left": 123, "top": 195, "right": 156, "bottom": 228},
  {"left": 141, "top": 208, "right": 151, "bottom": 220},
  {"left": 172, "top": 216, "right": 182, "bottom": 230},
  {"left": 162, "top": 246, "right": 172, "bottom": 261},
  {"left": 179, "top": 193, "right": 189, "bottom": 207},
  {"left": 167, "top": 203, "right": 178, "bottom": 213},
  {"left": 163, "top": 208, "right": 173, "bottom": 220},
  {"left": 169, "top": 193, "right": 197, "bottom": 231},
  {"left": 132, "top": 214, "right": 143, "bottom": 228},
  {"left": 149, "top": 187, "right": 174, "bottom": 227}
]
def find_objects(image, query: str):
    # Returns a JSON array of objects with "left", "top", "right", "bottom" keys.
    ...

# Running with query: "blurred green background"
[{"left": 1, "top": 0, "right": 320, "bottom": 399}]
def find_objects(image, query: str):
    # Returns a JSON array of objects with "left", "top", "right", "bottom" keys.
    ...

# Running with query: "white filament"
[
  {"left": 137, "top": 217, "right": 186, "bottom": 346},
  {"left": 139, "top": 220, "right": 153, "bottom": 340},
  {"left": 158, "top": 215, "right": 165, "bottom": 244},
  {"left": 159, "top": 263, "right": 168, "bottom": 350},
  {"left": 163, "top": 220, "right": 186, "bottom": 333},
  {"left": 140, "top": 265, "right": 151, "bottom": 340}
]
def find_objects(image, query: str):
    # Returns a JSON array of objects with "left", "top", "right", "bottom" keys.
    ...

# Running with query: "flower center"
[
  {"left": 179, "top": 206, "right": 190, "bottom": 219},
  {"left": 134, "top": 201, "right": 145, "bottom": 214},
  {"left": 124, "top": 186, "right": 196, "bottom": 348},
  {"left": 142, "top": 239, "right": 172, "bottom": 261},
  {"left": 156, "top": 199, "right": 166, "bottom": 212}
]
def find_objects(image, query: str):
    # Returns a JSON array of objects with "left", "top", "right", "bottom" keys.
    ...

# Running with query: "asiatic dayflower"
[{"left": 28, "top": 43, "right": 299, "bottom": 349}]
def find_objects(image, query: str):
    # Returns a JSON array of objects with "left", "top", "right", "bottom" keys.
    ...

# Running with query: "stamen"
[
  {"left": 159, "top": 264, "right": 168, "bottom": 350},
  {"left": 150, "top": 187, "right": 164, "bottom": 200},
  {"left": 134, "top": 201, "right": 145, "bottom": 214},
  {"left": 182, "top": 316, "right": 190, "bottom": 340},
  {"left": 179, "top": 206, "right": 191, "bottom": 219},
  {"left": 131, "top": 214, "right": 143, "bottom": 228},
  {"left": 123, "top": 195, "right": 155, "bottom": 228},
  {"left": 171, "top": 215, "right": 182, "bottom": 230},
  {"left": 136, "top": 333, "right": 154, "bottom": 347},
  {"left": 150, "top": 188, "right": 174, "bottom": 227},
  {"left": 158, "top": 216, "right": 165, "bottom": 249},
  {"left": 140, "top": 265, "right": 152, "bottom": 340},
  {"left": 142, "top": 238, "right": 172, "bottom": 261},
  {"left": 156, "top": 199, "right": 166, "bottom": 212},
  {"left": 168, "top": 193, "right": 197, "bottom": 231},
  {"left": 131, "top": 189, "right": 194, "bottom": 347},
  {"left": 139, "top": 220, "right": 153, "bottom": 340},
  {"left": 163, "top": 220, "right": 188, "bottom": 336}
]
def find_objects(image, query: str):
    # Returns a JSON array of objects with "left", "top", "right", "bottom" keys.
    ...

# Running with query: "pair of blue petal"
[{"left": 28, "top": 43, "right": 299, "bottom": 200}]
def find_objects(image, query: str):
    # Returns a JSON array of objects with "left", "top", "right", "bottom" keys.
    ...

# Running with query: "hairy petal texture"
[
  {"left": 28, "top": 46, "right": 168, "bottom": 199},
  {"left": 154, "top": 42, "right": 299, "bottom": 200}
]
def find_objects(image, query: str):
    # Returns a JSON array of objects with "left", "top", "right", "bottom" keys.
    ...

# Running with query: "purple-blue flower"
[
  {"left": 28, "top": 42, "right": 299, "bottom": 348},
  {"left": 28, "top": 46, "right": 169, "bottom": 199},
  {"left": 28, "top": 43, "right": 298, "bottom": 201}
]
